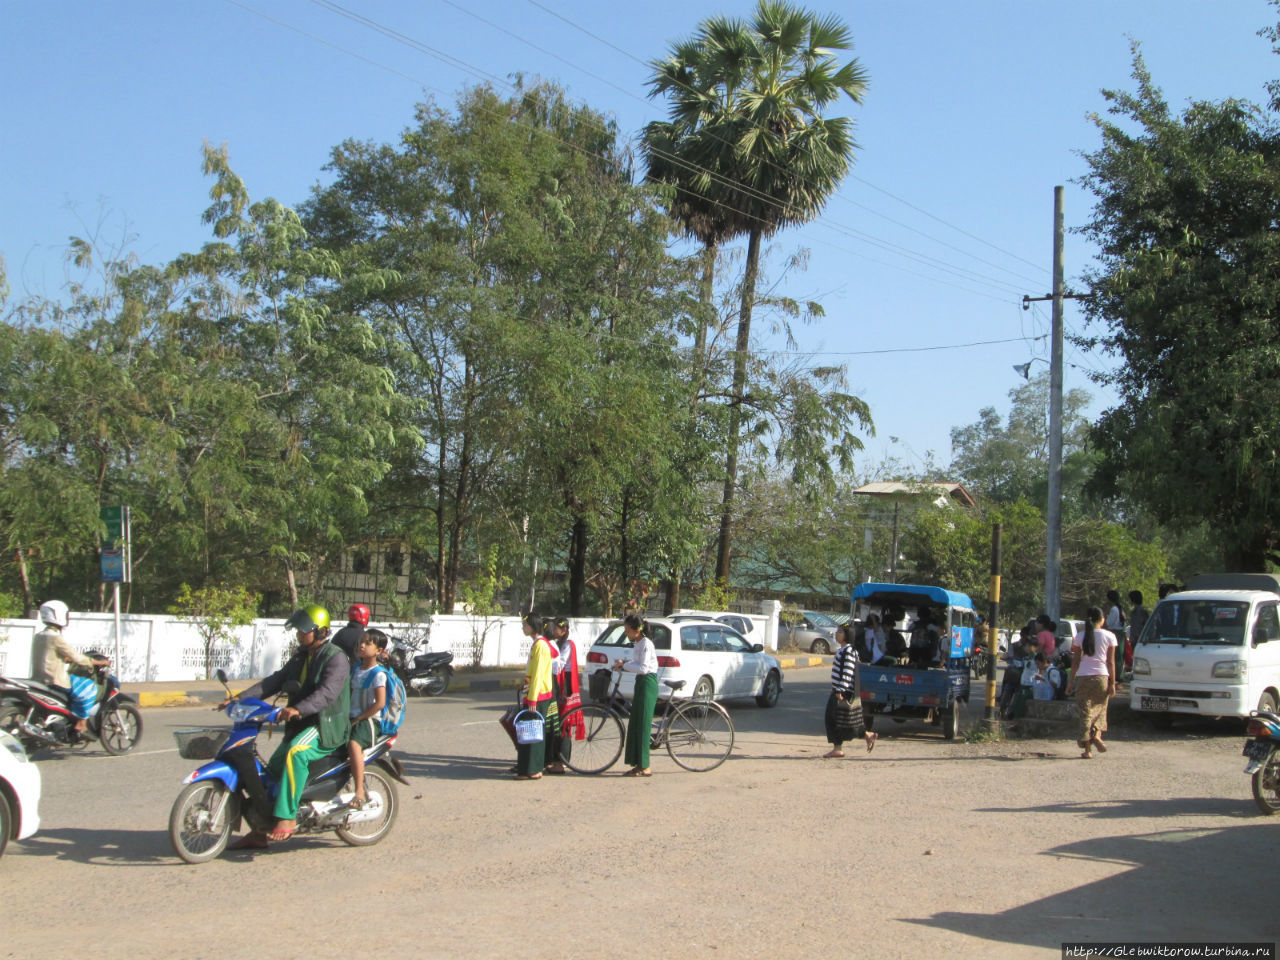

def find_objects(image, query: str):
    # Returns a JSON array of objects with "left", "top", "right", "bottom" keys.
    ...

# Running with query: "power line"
[
  {"left": 224, "top": 0, "right": 1032, "bottom": 304},
  {"left": 300, "top": 0, "right": 1048, "bottom": 296},
  {"left": 524, "top": 0, "right": 1052, "bottom": 281}
]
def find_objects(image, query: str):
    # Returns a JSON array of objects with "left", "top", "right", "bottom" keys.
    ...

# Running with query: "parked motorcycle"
[
  {"left": 0, "top": 655, "right": 142, "bottom": 755},
  {"left": 168, "top": 670, "right": 408, "bottom": 863},
  {"left": 386, "top": 634, "right": 453, "bottom": 696},
  {"left": 1242, "top": 708, "right": 1280, "bottom": 815}
]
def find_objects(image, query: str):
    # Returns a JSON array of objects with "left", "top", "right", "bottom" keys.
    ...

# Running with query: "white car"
[
  {"left": 0, "top": 729, "right": 41, "bottom": 858},
  {"left": 584, "top": 617, "right": 783, "bottom": 706},
  {"left": 670, "top": 609, "right": 756, "bottom": 637}
]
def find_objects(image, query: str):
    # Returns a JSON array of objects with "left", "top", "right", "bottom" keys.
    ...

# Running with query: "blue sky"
[{"left": 3, "top": 0, "right": 1278, "bottom": 470}]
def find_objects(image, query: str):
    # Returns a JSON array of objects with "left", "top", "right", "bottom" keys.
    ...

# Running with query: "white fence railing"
[{"left": 0, "top": 604, "right": 781, "bottom": 683}]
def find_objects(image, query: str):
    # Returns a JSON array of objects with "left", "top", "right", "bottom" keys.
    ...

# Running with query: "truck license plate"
[{"left": 1141, "top": 696, "right": 1169, "bottom": 712}]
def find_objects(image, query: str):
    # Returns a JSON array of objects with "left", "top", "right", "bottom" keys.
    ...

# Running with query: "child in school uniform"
[{"left": 349, "top": 629, "right": 389, "bottom": 807}]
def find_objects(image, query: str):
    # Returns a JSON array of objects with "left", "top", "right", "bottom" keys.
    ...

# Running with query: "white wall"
[{"left": 0, "top": 606, "right": 780, "bottom": 683}]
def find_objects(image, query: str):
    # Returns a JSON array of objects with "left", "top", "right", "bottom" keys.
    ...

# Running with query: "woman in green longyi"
[{"left": 613, "top": 613, "right": 657, "bottom": 777}]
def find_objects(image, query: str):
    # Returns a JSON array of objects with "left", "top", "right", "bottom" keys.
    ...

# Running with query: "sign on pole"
[{"left": 99, "top": 505, "right": 132, "bottom": 583}]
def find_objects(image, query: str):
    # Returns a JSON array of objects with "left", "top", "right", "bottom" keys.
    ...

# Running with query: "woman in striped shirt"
[{"left": 823, "top": 624, "right": 877, "bottom": 757}]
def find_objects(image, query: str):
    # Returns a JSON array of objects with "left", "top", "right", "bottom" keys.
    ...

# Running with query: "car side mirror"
[{"left": 751, "top": 643, "right": 763, "bottom": 653}]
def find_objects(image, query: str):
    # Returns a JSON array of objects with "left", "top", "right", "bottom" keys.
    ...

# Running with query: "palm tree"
[{"left": 642, "top": 0, "right": 868, "bottom": 584}]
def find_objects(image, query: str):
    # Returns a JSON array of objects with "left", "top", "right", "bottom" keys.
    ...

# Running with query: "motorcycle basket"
[{"left": 173, "top": 728, "right": 230, "bottom": 760}]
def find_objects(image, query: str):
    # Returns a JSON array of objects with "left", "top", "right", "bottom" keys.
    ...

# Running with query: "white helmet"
[{"left": 38, "top": 600, "right": 70, "bottom": 628}]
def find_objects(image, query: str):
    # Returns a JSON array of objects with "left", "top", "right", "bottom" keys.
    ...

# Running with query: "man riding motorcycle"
[
  {"left": 331, "top": 603, "right": 371, "bottom": 663},
  {"left": 223, "top": 604, "right": 350, "bottom": 848},
  {"left": 30, "top": 600, "right": 109, "bottom": 739}
]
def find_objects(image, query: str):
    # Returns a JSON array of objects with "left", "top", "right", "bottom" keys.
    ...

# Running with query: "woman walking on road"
[
  {"left": 1066, "top": 606, "right": 1117, "bottom": 759},
  {"left": 613, "top": 613, "right": 657, "bottom": 777},
  {"left": 515, "top": 613, "right": 559, "bottom": 780},
  {"left": 823, "top": 624, "right": 877, "bottom": 757}
]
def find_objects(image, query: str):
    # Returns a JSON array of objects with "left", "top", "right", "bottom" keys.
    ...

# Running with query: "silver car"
[{"left": 781, "top": 611, "right": 841, "bottom": 654}]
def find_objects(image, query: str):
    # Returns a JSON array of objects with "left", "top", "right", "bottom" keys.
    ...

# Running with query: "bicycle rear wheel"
[
  {"left": 559, "top": 704, "right": 624, "bottom": 775},
  {"left": 665, "top": 700, "right": 734, "bottom": 772}
]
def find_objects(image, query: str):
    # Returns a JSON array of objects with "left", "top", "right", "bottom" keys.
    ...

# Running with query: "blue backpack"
[{"left": 361, "top": 665, "right": 406, "bottom": 735}]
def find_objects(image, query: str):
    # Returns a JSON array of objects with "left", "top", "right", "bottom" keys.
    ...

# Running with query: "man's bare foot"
[{"left": 822, "top": 749, "right": 844, "bottom": 758}]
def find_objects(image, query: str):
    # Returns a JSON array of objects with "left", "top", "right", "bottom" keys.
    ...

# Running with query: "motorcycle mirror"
[{"left": 215, "top": 669, "right": 230, "bottom": 689}]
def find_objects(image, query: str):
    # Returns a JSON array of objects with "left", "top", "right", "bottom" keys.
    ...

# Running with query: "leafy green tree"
[
  {"left": 168, "top": 582, "right": 259, "bottom": 680},
  {"left": 1078, "top": 42, "right": 1280, "bottom": 570},
  {"left": 949, "top": 371, "right": 1094, "bottom": 508},
  {"left": 644, "top": 0, "right": 869, "bottom": 584},
  {"left": 170, "top": 144, "right": 405, "bottom": 606}
]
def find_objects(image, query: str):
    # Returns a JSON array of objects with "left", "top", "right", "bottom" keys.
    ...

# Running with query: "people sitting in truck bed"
[
  {"left": 864, "top": 614, "right": 895, "bottom": 665},
  {"left": 907, "top": 611, "right": 941, "bottom": 668}
]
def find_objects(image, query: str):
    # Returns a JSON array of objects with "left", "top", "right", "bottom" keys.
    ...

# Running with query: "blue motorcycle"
[
  {"left": 168, "top": 671, "right": 408, "bottom": 863},
  {"left": 1243, "top": 707, "right": 1280, "bottom": 816}
]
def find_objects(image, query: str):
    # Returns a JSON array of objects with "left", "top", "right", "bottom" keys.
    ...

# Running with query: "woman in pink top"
[
  {"left": 1034, "top": 614, "right": 1057, "bottom": 660},
  {"left": 1065, "top": 606, "right": 1117, "bottom": 759}
]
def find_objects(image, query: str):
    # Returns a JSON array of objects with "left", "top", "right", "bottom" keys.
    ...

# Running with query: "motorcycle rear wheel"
[
  {"left": 421, "top": 667, "right": 450, "bottom": 697},
  {"left": 336, "top": 768, "right": 398, "bottom": 846},
  {"left": 170, "top": 781, "right": 239, "bottom": 863},
  {"left": 1252, "top": 744, "right": 1280, "bottom": 816},
  {"left": 98, "top": 703, "right": 143, "bottom": 755}
]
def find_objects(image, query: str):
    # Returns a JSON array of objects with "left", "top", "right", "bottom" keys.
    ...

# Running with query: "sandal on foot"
[
  {"left": 821, "top": 750, "right": 845, "bottom": 759},
  {"left": 514, "top": 773, "right": 542, "bottom": 780},
  {"left": 866, "top": 733, "right": 878, "bottom": 753},
  {"left": 266, "top": 827, "right": 295, "bottom": 843},
  {"left": 349, "top": 795, "right": 367, "bottom": 810},
  {"left": 1091, "top": 739, "right": 1108, "bottom": 753},
  {"left": 229, "top": 832, "right": 269, "bottom": 851},
  {"left": 1079, "top": 751, "right": 1093, "bottom": 759}
]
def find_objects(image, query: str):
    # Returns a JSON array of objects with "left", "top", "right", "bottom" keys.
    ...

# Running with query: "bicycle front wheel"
[
  {"left": 665, "top": 699, "right": 734, "bottom": 772},
  {"left": 559, "top": 704, "right": 624, "bottom": 775}
]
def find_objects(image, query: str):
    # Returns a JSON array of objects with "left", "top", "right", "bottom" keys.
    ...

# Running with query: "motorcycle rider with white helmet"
[{"left": 30, "top": 601, "right": 109, "bottom": 739}]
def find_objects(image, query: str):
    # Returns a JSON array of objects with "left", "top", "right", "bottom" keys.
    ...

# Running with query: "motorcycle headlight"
[
  {"left": 1131, "top": 657, "right": 1150, "bottom": 676},
  {"left": 1212, "top": 660, "right": 1247, "bottom": 680},
  {"left": 228, "top": 702, "right": 260, "bottom": 723}
]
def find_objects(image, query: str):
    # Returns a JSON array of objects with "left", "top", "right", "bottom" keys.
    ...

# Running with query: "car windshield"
[
  {"left": 1142, "top": 600, "right": 1249, "bottom": 646},
  {"left": 805, "top": 611, "right": 837, "bottom": 627},
  {"left": 591, "top": 623, "right": 672, "bottom": 650}
]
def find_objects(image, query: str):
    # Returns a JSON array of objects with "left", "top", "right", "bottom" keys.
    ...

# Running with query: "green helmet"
[{"left": 285, "top": 604, "right": 331, "bottom": 634}]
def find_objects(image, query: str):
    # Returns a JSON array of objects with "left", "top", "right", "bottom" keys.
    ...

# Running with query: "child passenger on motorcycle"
[{"left": 349, "top": 629, "right": 389, "bottom": 808}]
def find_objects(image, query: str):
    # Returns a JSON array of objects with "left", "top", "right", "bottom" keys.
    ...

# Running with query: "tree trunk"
[
  {"left": 663, "top": 575, "right": 680, "bottom": 615},
  {"left": 569, "top": 515, "right": 588, "bottom": 617},
  {"left": 285, "top": 562, "right": 299, "bottom": 608},
  {"left": 15, "top": 545, "right": 32, "bottom": 617},
  {"left": 715, "top": 227, "right": 762, "bottom": 583}
]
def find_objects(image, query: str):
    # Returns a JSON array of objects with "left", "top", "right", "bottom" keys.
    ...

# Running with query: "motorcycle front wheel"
[
  {"left": 170, "top": 781, "right": 239, "bottom": 863},
  {"left": 98, "top": 702, "right": 143, "bottom": 755},
  {"left": 336, "top": 768, "right": 398, "bottom": 846},
  {"left": 1252, "top": 744, "right": 1280, "bottom": 816}
]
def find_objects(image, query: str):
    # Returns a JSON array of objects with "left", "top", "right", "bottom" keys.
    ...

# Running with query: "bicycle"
[{"left": 557, "top": 671, "right": 734, "bottom": 774}]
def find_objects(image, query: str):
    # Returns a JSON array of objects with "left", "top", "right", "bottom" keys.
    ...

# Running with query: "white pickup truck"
[{"left": 1130, "top": 573, "right": 1280, "bottom": 724}]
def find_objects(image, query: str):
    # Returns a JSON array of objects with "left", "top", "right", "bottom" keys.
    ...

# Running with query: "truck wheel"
[{"left": 942, "top": 699, "right": 960, "bottom": 740}]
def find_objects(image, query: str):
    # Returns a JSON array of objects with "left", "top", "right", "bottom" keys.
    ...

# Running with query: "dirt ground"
[{"left": 3, "top": 671, "right": 1278, "bottom": 959}]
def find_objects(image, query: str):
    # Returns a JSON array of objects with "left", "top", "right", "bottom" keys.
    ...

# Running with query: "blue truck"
[{"left": 853, "top": 582, "right": 978, "bottom": 740}]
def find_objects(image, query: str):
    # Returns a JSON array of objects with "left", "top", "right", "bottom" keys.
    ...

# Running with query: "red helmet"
[{"left": 347, "top": 603, "right": 371, "bottom": 626}]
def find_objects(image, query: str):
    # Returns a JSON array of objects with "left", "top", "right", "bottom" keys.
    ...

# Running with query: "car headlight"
[
  {"left": 1131, "top": 657, "right": 1150, "bottom": 676},
  {"left": 1212, "top": 660, "right": 1247, "bottom": 680},
  {"left": 0, "top": 731, "right": 29, "bottom": 763}
]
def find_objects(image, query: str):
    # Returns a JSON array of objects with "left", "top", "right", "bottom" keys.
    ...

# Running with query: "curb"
[{"left": 137, "top": 689, "right": 226, "bottom": 708}]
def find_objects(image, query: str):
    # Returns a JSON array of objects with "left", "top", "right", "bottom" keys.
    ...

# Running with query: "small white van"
[{"left": 1130, "top": 573, "right": 1280, "bottom": 723}]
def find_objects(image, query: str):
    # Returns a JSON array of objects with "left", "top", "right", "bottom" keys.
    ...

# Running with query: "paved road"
[{"left": 3, "top": 668, "right": 1278, "bottom": 959}]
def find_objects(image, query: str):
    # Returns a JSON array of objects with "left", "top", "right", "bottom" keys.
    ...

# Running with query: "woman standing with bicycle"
[
  {"left": 613, "top": 613, "right": 657, "bottom": 777},
  {"left": 823, "top": 624, "right": 877, "bottom": 758}
]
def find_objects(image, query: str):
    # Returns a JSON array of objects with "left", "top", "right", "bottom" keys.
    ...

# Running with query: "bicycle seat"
[{"left": 663, "top": 680, "right": 686, "bottom": 691}]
